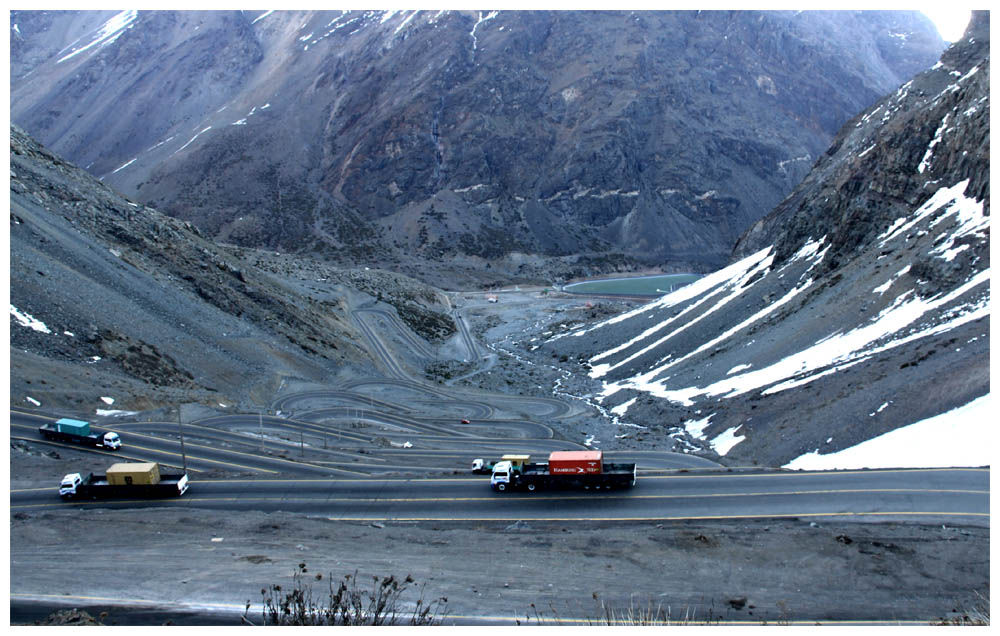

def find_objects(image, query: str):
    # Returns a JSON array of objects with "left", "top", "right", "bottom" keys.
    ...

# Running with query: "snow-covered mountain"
[{"left": 545, "top": 12, "right": 990, "bottom": 469}]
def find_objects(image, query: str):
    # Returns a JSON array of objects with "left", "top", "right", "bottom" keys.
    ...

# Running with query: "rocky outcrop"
[
  {"left": 734, "top": 12, "right": 989, "bottom": 285},
  {"left": 11, "top": 10, "right": 945, "bottom": 279}
]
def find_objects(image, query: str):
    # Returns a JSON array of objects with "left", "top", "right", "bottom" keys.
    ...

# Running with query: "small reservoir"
[{"left": 563, "top": 273, "right": 701, "bottom": 297}]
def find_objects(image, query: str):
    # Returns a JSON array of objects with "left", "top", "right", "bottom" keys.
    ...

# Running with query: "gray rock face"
[
  {"left": 8, "top": 123, "right": 446, "bottom": 410},
  {"left": 734, "top": 12, "right": 989, "bottom": 283},
  {"left": 541, "top": 13, "right": 989, "bottom": 467},
  {"left": 10, "top": 10, "right": 944, "bottom": 277}
]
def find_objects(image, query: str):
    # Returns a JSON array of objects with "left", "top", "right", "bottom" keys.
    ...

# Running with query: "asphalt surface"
[{"left": 11, "top": 455, "right": 989, "bottom": 525}]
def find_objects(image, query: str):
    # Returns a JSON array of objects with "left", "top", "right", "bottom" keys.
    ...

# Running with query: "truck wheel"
[
  {"left": 527, "top": 483, "right": 536, "bottom": 491},
  {"left": 496, "top": 483, "right": 507, "bottom": 492}
]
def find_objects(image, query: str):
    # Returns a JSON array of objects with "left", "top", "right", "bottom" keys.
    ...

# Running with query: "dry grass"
[
  {"left": 931, "top": 591, "right": 989, "bottom": 626},
  {"left": 244, "top": 563, "right": 448, "bottom": 626}
]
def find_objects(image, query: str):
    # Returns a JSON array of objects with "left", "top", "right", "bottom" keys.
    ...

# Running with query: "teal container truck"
[{"left": 38, "top": 418, "right": 122, "bottom": 450}]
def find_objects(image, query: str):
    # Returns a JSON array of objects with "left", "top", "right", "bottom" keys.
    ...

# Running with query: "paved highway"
[{"left": 11, "top": 465, "right": 988, "bottom": 525}]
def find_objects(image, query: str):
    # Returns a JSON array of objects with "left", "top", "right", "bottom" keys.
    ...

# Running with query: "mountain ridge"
[{"left": 11, "top": 9, "right": 945, "bottom": 282}]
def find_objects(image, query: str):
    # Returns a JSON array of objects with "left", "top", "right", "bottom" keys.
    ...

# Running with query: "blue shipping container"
[{"left": 55, "top": 418, "right": 91, "bottom": 436}]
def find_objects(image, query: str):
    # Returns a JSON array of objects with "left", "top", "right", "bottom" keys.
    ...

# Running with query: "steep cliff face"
[
  {"left": 542, "top": 12, "right": 989, "bottom": 467},
  {"left": 11, "top": 10, "right": 944, "bottom": 277},
  {"left": 734, "top": 12, "right": 989, "bottom": 281}
]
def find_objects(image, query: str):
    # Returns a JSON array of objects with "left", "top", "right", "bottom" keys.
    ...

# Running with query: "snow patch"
[
  {"left": 10, "top": 305, "right": 52, "bottom": 334},
  {"left": 57, "top": 10, "right": 137, "bottom": 63},
  {"left": 872, "top": 265, "right": 911, "bottom": 295},
  {"left": 879, "top": 180, "right": 980, "bottom": 247},
  {"left": 175, "top": 126, "right": 212, "bottom": 155},
  {"left": 711, "top": 426, "right": 745, "bottom": 456},
  {"left": 610, "top": 397, "right": 637, "bottom": 416},
  {"left": 251, "top": 10, "right": 274, "bottom": 25},
  {"left": 470, "top": 10, "right": 499, "bottom": 51},
  {"left": 784, "top": 394, "right": 991, "bottom": 469},
  {"left": 97, "top": 409, "right": 138, "bottom": 417},
  {"left": 111, "top": 157, "right": 138, "bottom": 174},
  {"left": 918, "top": 113, "right": 950, "bottom": 174},
  {"left": 684, "top": 414, "right": 714, "bottom": 439}
]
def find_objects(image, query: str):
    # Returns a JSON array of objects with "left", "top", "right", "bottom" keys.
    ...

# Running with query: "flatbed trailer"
[
  {"left": 511, "top": 462, "right": 637, "bottom": 491},
  {"left": 491, "top": 451, "right": 636, "bottom": 492},
  {"left": 59, "top": 462, "right": 188, "bottom": 500}
]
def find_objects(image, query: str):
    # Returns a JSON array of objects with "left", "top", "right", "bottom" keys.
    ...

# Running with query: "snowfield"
[{"left": 784, "top": 394, "right": 991, "bottom": 469}]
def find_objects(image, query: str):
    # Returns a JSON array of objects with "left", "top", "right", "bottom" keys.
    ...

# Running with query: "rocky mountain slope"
[
  {"left": 10, "top": 10, "right": 944, "bottom": 282},
  {"left": 540, "top": 12, "right": 989, "bottom": 467},
  {"left": 10, "top": 125, "right": 455, "bottom": 412}
]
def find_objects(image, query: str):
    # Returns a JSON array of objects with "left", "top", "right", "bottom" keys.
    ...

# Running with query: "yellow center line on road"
[
  {"left": 8, "top": 436, "right": 206, "bottom": 473},
  {"left": 13, "top": 414, "right": 366, "bottom": 472},
  {"left": 10, "top": 408, "right": 59, "bottom": 420},
  {"left": 187, "top": 417, "right": 373, "bottom": 444},
  {"left": 109, "top": 486, "right": 984, "bottom": 501},
  {"left": 8, "top": 495, "right": 988, "bottom": 520},
  {"left": 323, "top": 511, "right": 989, "bottom": 522},
  {"left": 113, "top": 440, "right": 281, "bottom": 474},
  {"left": 11, "top": 430, "right": 275, "bottom": 474},
  {"left": 641, "top": 467, "right": 989, "bottom": 479},
  {"left": 192, "top": 476, "right": 489, "bottom": 484},
  {"left": 227, "top": 487, "right": 986, "bottom": 503},
  {"left": 11, "top": 500, "right": 191, "bottom": 509},
  {"left": 117, "top": 431, "right": 368, "bottom": 476},
  {"left": 18, "top": 488, "right": 981, "bottom": 505}
]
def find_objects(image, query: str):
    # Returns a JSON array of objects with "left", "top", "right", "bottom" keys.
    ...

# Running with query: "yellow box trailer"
[{"left": 106, "top": 462, "right": 161, "bottom": 486}]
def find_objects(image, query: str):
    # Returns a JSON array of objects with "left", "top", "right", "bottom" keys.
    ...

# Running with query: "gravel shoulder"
[{"left": 9, "top": 495, "right": 988, "bottom": 626}]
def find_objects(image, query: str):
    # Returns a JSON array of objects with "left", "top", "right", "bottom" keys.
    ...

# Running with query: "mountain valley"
[{"left": 8, "top": 9, "right": 990, "bottom": 627}]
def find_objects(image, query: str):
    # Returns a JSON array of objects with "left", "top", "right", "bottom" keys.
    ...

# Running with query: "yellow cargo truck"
[{"left": 59, "top": 462, "right": 188, "bottom": 500}]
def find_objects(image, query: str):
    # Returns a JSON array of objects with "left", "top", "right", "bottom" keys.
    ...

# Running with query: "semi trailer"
[
  {"left": 59, "top": 462, "right": 188, "bottom": 500},
  {"left": 39, "top": 418, "right": 121, "bottom": 450},
  {"left": 490, "top": 451, "right": 636, "bottom": 492}
]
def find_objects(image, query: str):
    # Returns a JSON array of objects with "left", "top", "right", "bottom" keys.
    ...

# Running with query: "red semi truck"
[{"left": 490, "top": 450, "right": 636, "bottom": 492}]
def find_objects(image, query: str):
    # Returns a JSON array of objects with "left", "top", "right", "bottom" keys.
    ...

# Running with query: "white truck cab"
[
  {"left": 59, "top": 473, "right": 83, "bottom": 498},
  {"left": 103, "top": 432, "right": 122, "bottom": 450},
  {"left": 490, "top": 460, "right": 513, "bottom": 491}
]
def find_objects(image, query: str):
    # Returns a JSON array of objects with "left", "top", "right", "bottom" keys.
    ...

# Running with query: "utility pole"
[{"left": 177, "top": 401, "right": 188, "bottom": 474}]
